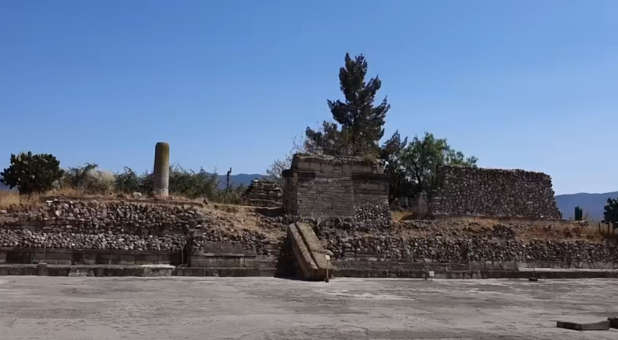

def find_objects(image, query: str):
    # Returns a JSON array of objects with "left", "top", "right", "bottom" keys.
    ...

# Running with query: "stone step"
[{"left": 287, "top": 222, "right": 333, "bottom": 281}]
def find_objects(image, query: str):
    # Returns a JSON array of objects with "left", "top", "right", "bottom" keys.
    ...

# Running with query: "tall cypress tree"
[{"left": 306, "top": 53, "right": 390, "bottom": 157}]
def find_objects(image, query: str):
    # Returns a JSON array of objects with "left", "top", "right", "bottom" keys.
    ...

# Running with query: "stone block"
[
  {"left": 283, "top": 153, "right": 388, "bottom": 219},
  {"left": 556, "top": 320, "right": 609, "bottom": 331}
]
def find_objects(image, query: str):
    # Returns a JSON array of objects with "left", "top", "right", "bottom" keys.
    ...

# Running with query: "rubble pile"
[{"left": 353, "top": 203, "right": 391, "bottom": 230}]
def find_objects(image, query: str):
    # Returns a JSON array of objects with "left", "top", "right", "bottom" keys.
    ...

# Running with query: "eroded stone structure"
[
  {"left": 282, "top": 154, "right": 389, "bottom": 219},
  {"left": 243, "top": 179, "right": 282, "bottom": 207},
  {"left": 430, "top": 165, "right": 561, "bottom": 219},
  {"left": 153, "top": 142, "right": 170, "bottom": 198}
]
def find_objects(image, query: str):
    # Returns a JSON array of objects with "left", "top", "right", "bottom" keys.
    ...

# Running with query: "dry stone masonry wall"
[
  {"left": 431, "top": 166, "right": 561, "bottom": 219},
  {"left": 0, "top": 199, "right": 283, "bottom": 254},
  {"left": 243, "top": 179, "right": 282, "bottom": 207},
  {"left": 282, "top": 154, "right": 389, "bottom": 220},
  {"left": 316, "top": 221, "right": 618, "bottom": 266}
]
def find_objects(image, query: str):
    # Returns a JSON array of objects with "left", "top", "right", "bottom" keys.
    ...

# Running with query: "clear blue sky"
[{"left": 1, "top": 1, "right": 616, "bottom": 195}]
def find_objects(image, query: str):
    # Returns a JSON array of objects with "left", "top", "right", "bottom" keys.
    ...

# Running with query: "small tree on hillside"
[
  {"left": 604, "top": 198, "right": 618, "bottom": 224},
  {"left": 1, "top": 152, "right": 64, "bottom": 194},
  {"left": 305, "top": 53, "right": 390, "bottom": 157}
]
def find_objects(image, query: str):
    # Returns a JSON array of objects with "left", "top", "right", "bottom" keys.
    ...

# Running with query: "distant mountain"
[
  {"left": 0, "top": 181, "right": 9, "bottom": 191},
  {"left": 216, "top": 173, "right": 264, "bottom": 189},
  {"left": 555, "top": 191, "right": 618, "bottom": 221}
]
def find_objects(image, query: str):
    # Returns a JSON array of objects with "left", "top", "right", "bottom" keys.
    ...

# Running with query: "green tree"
[
  {"left": 380, "top": 131, "right": 410, "bottom": 202},
  {"left": 604, "top": 198, "right": 618, "bottom": 223},
  {"left": 305, "top": 53, "right": 389, "bottom": 157},
  {"left": 1, "top": 152, "right": 64, "bottom": 194},
  {"left": 399, "top": 132, "right": 477, "bottom": 200}
]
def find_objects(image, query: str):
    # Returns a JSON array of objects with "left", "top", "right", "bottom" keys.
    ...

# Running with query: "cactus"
[
  {"left": 153, "top": 142, "right": 170, "bottom": 197},
  {"left": 574, "top": 206, "right": 583, "bottom": 221}
]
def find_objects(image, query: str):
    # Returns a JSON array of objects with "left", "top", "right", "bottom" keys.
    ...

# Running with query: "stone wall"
[
  {"left": 282, "top": 154, "right": 389, "bottom": 219},
  {"left": 430, "top": 166, "right": 561, "bottom": 219},
  {"left": 316, "top": 219, "right": 618, "bottom": 268},
  {"left": 243, "top": 179, "right": 282, "bottom": 207},
  {"left": 0, "top": 199, "right": 284, "bottom": 254}
]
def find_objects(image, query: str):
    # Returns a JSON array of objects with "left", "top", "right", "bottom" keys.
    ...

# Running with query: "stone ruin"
[
  {"left": 431, "top": 165, "right": 562, "bottom": 219},
  {"left": 152, "top": 142, "right": 170, "bottom": 198},
  {"left": 281, "top": 153, "right": 561, "bottom": 221},
  {"left": 243, "top": 179, "right": 282, "bottom": 207},
  {"left": 282, "top": 154, "right": 389, "bottom": 219}
]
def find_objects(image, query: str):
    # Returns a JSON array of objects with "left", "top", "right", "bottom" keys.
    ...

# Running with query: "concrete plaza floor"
[{"left": 0, "top": 276, "right": 617, "bottom": 339}]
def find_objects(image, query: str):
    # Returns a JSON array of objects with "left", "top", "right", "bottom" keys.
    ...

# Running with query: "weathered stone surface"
[
  {"left": 0, "top": 199, "right": 288, "bottom": 255},
  {"left": 287, "top": 222, "right": 332, "bottom": 280},
  {"left": 243, "top": 179, "right": 282, "bottom": 207},
  {"left": 1, "top": 197, "right": 616, "bottom": 274},
  {"left": 431, "top": 166, "right": 561, "bottom": 219},
  {"left": 556, "top": 320, "right": 610, "bottom": 331},
  {"left": 282, "top": 154, "right": 389, "bottom": 221},
  {"left": 153, "top": 142, "right": 170, "bottom": 198},
  {"left": 316, "top": 220, "right": 618, "bottom": 265}
]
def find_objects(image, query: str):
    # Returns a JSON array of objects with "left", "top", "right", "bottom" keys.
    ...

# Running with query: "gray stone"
[{"left": 153, "top": 142, "right": 170, "bottom": 198}]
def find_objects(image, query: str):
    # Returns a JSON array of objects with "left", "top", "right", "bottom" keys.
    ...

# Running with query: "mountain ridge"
[
  {"left": 555, "top": 191, "right": 618, "bottom": 221},
  {"left": 216, "top": 173, "right": 264, "bottom": 189}
]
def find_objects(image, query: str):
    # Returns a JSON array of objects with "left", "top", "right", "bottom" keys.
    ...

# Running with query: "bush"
[
  {"left": 115, "top": 167, "right": 142, "bottom": 193},
  {"left": 169, "top": 166, "right": 219, "bottom": 199},
  {"left": 213, "top": 184, "right": 247, "bottom": 205},
  {"left": 0, "top": 152, "right": 64, "bottom": 194},
  {"left": 63, "top": 163, "right": 115, "bottom": 194}
]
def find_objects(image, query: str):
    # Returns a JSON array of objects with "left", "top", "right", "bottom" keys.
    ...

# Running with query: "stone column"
[{"left": 153, "top": 142, "right": 170, "bottom": 198}]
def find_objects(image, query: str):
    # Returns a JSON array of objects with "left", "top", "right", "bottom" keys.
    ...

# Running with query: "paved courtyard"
[{"left": 0, "top": 276, "right": 617, "bottom": 339}]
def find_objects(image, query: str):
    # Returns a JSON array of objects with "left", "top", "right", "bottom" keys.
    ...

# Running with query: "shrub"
[
  {"left": 213, "top": 184, "right": 247, "bottom": 205},
  {"left": 115, "top": 167, "right": 142, "bottom": 193},
  {"left": 169, "top": 166, "right": 219, "bottom": 199},
  {"left": 63, "top": 163, "right": 115, "bottom": 194},
  {"left": 0, "top": 152, "right": 64, "bottom": 194}
]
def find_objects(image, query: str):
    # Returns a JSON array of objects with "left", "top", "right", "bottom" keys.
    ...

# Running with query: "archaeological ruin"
[
  {"left": 0, "top": 148, "right": 617, "bottom": 279},
  {"left": 152, "top": 142, "right": 170, "bottom": 198},
  {"left": 243, "top": 179, "right": 282, "bottom": 207},
  {"left": 282, "top": 154, "right": 389, "bottom": 219},
  {"left": 430, "top": 165, "right": 562, "bottom": 219}
]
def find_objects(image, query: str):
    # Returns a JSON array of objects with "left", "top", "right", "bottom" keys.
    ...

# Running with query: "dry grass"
[{"left": 0, "top": 191, "right": 41, "bottom": 210}]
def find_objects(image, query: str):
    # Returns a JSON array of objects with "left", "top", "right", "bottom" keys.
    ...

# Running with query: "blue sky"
[{"left": 1, "top": 0, "right": 616, "bottom": 195}]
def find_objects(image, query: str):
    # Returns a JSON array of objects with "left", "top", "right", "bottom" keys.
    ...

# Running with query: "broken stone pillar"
[{"left": 153, "top": 142, "right": 170, "bottom": 198}]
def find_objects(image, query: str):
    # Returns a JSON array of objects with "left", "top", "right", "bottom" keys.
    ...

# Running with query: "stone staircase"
[{"left": 286, "top": 222, "right": 333, "bottom": 281}]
